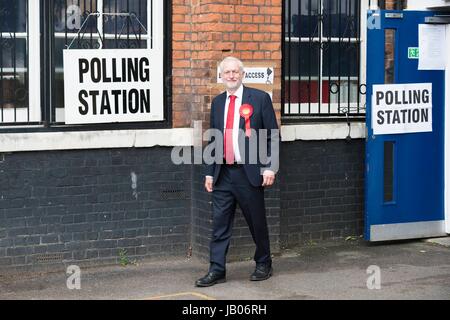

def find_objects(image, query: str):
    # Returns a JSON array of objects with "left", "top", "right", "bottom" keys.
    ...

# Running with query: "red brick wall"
[
  {"left": 384, "top": 0, "right": 406, "bottom": 9},
  {"left": 172, "top": 0, "right": 282, "bottom": 128}
]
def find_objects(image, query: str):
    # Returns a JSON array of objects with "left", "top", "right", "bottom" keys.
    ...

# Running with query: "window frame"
[
  {"left": 282, "top": 0, "right": 368, "bottom": 122},
  {"left": 0, "top": 0, "right": 172, "bottom": 132},
  {"left": 0, "top": 1, "right": 39, "bottom": 124}
]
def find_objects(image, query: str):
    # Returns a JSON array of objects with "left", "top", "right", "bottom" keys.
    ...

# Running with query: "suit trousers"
[{"left": 209, "top": 164, "right": 271, "bottom": 273}]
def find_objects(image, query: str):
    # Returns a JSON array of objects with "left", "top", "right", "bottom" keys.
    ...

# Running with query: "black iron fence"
[
  {"left": 283, "top": 0, "right": 366, "bottom": 121},
  {"left": 0, "top": 0, "right": 29, "bottom": 124},
  {"left": 0, "top": 0, "right": 168, "bottom": 129}
]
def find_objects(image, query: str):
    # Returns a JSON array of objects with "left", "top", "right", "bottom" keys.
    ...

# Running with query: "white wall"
[{"left": 407, "top": 0, "right": 450, "bottom": 10}]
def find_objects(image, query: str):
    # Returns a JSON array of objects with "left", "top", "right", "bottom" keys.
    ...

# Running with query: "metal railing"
[
  {"left": 0, "top": 0, "right": 29, "bottom": 124},
  {"left": 283, "top": 0, "right": 366, "bottom": 121},
  {"left": 0, "top": 0, "right": 166, "bottom": 129}
]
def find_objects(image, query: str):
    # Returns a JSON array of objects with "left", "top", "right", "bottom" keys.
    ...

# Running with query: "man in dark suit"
[{"left": 195, "top": 57, "right": 279, "bottom": 287}]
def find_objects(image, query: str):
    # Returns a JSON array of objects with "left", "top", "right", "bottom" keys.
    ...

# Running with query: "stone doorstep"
[{"left": 425, "top": 237, "right": 450, "bottom": 248}]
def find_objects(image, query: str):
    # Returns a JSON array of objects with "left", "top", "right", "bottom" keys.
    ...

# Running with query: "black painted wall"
[
  {"left": 280, "top": 139, "right": 365, "bottom": 248},
  {"left": 191, "top": 163, "right": 280, "bottom": 262},
  {"left": 0, "top": 139, "right": 365, "bottom": 270},
  {"left": 0, "top": 148, "right": 191, "bottom": 271}
]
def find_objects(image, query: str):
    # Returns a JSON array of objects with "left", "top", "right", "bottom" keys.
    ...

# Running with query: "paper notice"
[{"left": 418, "top": 24, "right": 446, "bottom": 70}]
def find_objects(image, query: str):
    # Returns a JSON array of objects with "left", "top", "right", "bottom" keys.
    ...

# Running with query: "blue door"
[{"left": 365, "top": 10, "right": 447, "bottom": 241}]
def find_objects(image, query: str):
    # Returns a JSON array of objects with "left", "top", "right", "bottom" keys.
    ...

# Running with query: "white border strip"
[
  {"left": 28, "top": 0, "right": 41, "bottom": 122},
  {"left": 0, "top": 124, "right": 367, "bottom": 153},
  {"left": 281, "top": 123, "right": 366, "bottom": 141},
  {"left": 360, "top": 0, "right": 369, "bottom": 111},
  {"left": 370, "top": 220, "right": 447, "bottom": 242},
  {"left": 0, "top": 129, "right": 194, "bottom": 152},
  {"left": 153, "top": 0, "right": 164, "bottom": 51}
]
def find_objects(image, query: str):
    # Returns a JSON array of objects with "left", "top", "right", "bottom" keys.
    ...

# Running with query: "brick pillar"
[
  {"left": 172, "top": 0, "right": 282, "bottom": 129},
  {"left": 173, "top": 1, "right": 283, "bottom": 261},
  {"left": 172, "top": 0, "right": 193, "bottom": 128},
  {"left": 384, "top": 0, "right": 406, "bottom": 10},
  {"left": 385, "top": 0, "right": 396, "bottom": 9}
]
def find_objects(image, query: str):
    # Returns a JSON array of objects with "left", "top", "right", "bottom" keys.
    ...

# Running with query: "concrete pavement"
[{"left": 0, "top": 237, "right": 449, "bottom": 300}]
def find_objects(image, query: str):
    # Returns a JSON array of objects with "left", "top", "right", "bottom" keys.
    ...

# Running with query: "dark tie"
[{"left": 224, "top": 95, "right": 237, "bottom": 164}]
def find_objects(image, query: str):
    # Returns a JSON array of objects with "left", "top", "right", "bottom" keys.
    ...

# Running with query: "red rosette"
[{"left": 239, "top": 104, "right": 254, "bottom": 137}]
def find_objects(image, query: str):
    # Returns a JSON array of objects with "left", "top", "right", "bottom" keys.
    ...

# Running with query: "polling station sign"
[
  {"left": 372, "top": 83, "right": 432, "bottom": 135},
  {"left": 63, "top": 49, "right": 164, "bottom": 124}
]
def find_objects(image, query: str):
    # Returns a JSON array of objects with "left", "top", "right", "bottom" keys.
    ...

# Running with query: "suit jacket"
[{"left": 205, "top": 86, "right": 279, "bottom": 187}]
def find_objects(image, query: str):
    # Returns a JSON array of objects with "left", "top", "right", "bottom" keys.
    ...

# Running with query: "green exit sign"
[{"left": 408, "top": 47, "right": 419, "bottom": 59}]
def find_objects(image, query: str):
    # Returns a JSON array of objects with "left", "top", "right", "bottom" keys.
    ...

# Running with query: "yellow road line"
[{"left": 143, "top": 291, "right": 216, "bottom": 300}]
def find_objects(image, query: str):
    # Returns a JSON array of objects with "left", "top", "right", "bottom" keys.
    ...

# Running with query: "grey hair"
[{"left": 219, "top": 56, "right": 245, "bottom": 73}]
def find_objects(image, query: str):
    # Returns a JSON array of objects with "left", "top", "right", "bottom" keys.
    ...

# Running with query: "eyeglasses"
[{"left": 222, "top": 70, "right": 242, "bottom": 76}]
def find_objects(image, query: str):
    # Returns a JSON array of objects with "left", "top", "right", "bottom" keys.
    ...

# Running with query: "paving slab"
[{"left": 0, "top": 239, "right": 449, "bottom": 300}]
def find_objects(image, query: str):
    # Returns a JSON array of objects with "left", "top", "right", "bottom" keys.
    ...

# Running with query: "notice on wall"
[
  {"left": 418, "top": 24, "right": 446, "bottom": 70},
  {"left": 372, "top": 83, "right": 432, "bottom": 135},
  {"left": 217, "top": 67, "right": 274, "bottom": 84},
  {"left": 63, "top": 49, "right": 164, "bottom": 124}
]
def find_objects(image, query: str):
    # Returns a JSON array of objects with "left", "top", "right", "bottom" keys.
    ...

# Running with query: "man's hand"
[
  {"left": 262, "top": 170, "right": 275, "bottom": 187},
  {"left": 205, "top": 176, "right": 214, "bottom": 193}
]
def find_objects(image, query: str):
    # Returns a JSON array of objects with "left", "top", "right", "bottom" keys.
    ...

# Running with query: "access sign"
[
  {"left": 372, "top": 83, "right": 432, "bottom": 135},
  {"left": 217, "top": 67, "right": 274, "bottom": 84}
]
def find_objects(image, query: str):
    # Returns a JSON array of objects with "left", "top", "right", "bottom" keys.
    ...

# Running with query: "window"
[
  {"left": 283, "top": 0, "right": 366, "bottom": 120},
  {"left": 0, "top": 0, "right": 33, "bottom": 123},
  {"left": 0, "top": 0, "right": 169, "bottom": 128}
]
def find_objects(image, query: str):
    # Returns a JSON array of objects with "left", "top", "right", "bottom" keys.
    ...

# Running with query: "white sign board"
[
  {"left": 372, "top": 83, "right": 432, "bottom": 135},
  {"left": 63, "top": 49, "right": 164, "bottom": 124},
  {"left": 217, "top": 67, "right": 274, "bottom": 84},
  {"left": 418, "top": 24, "right": 447, "bottom": 70}
]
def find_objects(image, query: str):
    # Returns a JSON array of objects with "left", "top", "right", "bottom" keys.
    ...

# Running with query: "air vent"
[
  {"left": 160, "top": 189, "right": 186, "bottom": 200},
  {"left": 34, "top": 253, "right": 64, "bottom": 263},
  {"left": 160, "top": 183, "right": 186, "bottom": 200}
]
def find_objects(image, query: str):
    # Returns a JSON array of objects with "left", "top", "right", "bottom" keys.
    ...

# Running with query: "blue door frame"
[{"left": 365, "top": 10, "right": 447, "bottom": 241}]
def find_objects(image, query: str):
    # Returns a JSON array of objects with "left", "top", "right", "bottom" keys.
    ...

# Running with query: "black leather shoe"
[
  {"left": 195, "top": 272, "right": 226, "bottom": 287},
  {"left": 250, "top": 263, "right": 273, "bottom": 281}
]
